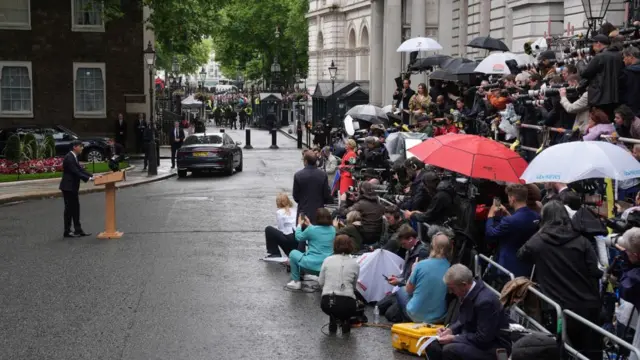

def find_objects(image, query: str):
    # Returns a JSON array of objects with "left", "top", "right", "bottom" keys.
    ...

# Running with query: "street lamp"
[
  {"left": 171, "top": 56, "right": 179, "bottom": 74},
  {"left": 271, "top": 57, "right": 281, "bottom": 91},
  {"left": 199, "top": 67, "right": 207, "bottom": 123},
  {"left": 143, "top": 41, "right": 158, "bottom": 176},
  {"left": 581, "top": 0, "right": 611, "bottom": 37},
  {"left": 328, "top": 60, "right": 337, "bottom": 128}
]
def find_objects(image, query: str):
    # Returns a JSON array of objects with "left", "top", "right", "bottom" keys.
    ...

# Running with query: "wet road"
[{"left": 0, "top": 128, "right": 413, "bottom": 360}]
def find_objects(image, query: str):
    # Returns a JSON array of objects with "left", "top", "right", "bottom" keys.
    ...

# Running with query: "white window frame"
[
  {"left": 0, "top": 0, "right": 31, "bottom": 30},
  {"left": 0, "top": 61, "right": 34, "bottom": 118},
  {"left": 70, "top": 0, "right": 105, "bottom": 32},
  {"left": 73, "top": 62, "right": 106, "bottom": 118}
]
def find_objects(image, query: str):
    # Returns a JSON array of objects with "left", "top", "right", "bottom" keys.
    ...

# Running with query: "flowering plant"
[{"left": 0, "top": 157, "right": 64, "bottom": 175}]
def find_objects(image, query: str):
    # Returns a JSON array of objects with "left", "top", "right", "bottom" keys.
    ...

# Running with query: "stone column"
[
  {"left": 384, "top": 0, "right": 402, "bottom": 106},
  {"left": 370, "top": 0, "right": 384, "bottom": 106},
  {"left": 480, "top": 0, "right": 491, "bottom": 37},
  {"left": 411, "top": 0, "right": 427, "bottom": 86},
  {"left": 437, "top": 0, "right": 454, "bottom": 55}
]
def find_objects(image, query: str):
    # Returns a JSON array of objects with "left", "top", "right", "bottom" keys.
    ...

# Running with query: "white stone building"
[{"left": 307, "top": 0, "right": 627, "bottom": 106}]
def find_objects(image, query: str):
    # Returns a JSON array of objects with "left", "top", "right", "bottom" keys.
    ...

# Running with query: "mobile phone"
[
  {"left": 299, "top": 212, "right": 305, "bottom": 220},
  {"left": 495, "top": 349, "right": 508, "bottom": 360},
  {"left": 493, "top": 197, "right": 502, "bottom": 207},
  {"left": 382, "top": 274, "right": 389, "bottom": 281}
]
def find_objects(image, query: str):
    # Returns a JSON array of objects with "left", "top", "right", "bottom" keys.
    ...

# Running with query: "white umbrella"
[
  {"left": 520, "top": 141, "right": 640, "bottom": 183},
  {"left": 344, "top": 115, "right": 356, "bottom": 136},
  {"left": 515, "top": 53, "right": 536, "bottom": 65},
  {"left": 346, "top": 104, "right": 388, "bottom": 124},
  {"left": 474, "top": 52, "right": 517, "bottom": 74},
  {"left": 397, "top": 37, "right": 443, "bottom": 52},
  {"left": 381, "top": 104, "right": 394, "bottom": 114}
]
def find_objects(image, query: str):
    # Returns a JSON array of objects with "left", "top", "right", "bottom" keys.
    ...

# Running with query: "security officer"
[{"left": 239, "top": 107, "right": 247, "bottom": 130}]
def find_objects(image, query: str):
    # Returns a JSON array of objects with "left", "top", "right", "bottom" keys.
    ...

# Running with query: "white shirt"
[
  {"left": 462, "top": 281, "right": 477, "bottom": 302},
  {"left": 276, "top": 208, "right": 297, "bottom": 235},
  {"left": 70, "top": 151, "right": 78, "bottom": 163}
]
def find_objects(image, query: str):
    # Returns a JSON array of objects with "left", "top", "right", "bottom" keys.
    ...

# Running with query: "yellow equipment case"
[{"left": 391, "top": 322, "right": 444, "bottom": 355}]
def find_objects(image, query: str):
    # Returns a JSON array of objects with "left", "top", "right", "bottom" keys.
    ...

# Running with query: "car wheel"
[
  {"left": 177, "top": 170, "right": 187, "bottom": 178},
  {"left": 85, "top": 148, "right": 104, "bottom": 162},
  {"left": 225, "top": 159, "right": 234, "bottom": 176},
  {"left": 235, "top": 156, "right": 243, "bottom": 172}
]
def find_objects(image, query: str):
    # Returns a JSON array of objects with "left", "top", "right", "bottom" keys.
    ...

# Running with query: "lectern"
[{"left": 94, "top": 171, "right": 126, "bottom": 239}]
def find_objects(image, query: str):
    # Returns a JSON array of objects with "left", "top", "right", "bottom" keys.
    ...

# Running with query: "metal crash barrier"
[{"left": 562, "top": 309, "right": 640, "bottom": 360}]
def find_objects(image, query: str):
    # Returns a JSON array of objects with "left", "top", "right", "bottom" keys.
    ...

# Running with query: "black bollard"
[
  {"left": 220, "top": 128, "right": 225, "bottom": 133},
  {"left": 297, "top": 127, "right": 303, "bottom": 149},
  {"left": 270, "top": 128, "right": 279, "bottom": 149},
  {"left": 244, "top": 129, "right": 253, "bottom": 149}
]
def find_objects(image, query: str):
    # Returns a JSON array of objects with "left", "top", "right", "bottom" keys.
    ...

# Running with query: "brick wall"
[{"left": 0, "top": 0, "right": 144, "bottom": 136}]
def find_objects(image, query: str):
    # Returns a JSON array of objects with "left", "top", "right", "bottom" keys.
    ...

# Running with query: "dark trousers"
[
  {"left": 426, "top": 341, "right": 499, "bottom": 360},
  {"left": 264, "top": 226, "right": 297, "bottom": 256},
  {"left": 62, "top": 190, "right": 81, "bottom": 233},
  {"left": 240, "top": 120, "right": 246, "bottom": 130},
  {"left": 170, "top": 144, "right": 180, "bottom": 167},
  {"left": 320, "top": 294, "right": 357, "bottom": 321},
  {"left": 565, "top": 307, "right": 602, "bottom": 360}
]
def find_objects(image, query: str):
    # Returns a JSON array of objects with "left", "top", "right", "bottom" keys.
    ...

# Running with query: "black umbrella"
[
  {"left": 449, "top": 61, "right": 482, "bottom": 75},
  {"left": 411, "top": 55, "right": 452, "bottom": 71},
  {"left": 440, "top": 57, "right": 473, "bottom": 72},
  {"left": 467, "top": 36, "right": 510, "bottom": 52},
  {"left": 428, "top": 69, "right": 458, "bottom": 82}
]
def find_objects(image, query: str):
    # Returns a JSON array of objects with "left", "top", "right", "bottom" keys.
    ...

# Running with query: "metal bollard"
[
  {"left": 270, "top": 128, "right": 279, "bottom": 149},
  {"left": 220, "top": 128, "right": 225, "bottom": 133},
  {"left": 297, "top": 128, "right": 303, "bottom": 149},
  {"left": 244, "top": 129, "right": 253, "bottom": 149}
]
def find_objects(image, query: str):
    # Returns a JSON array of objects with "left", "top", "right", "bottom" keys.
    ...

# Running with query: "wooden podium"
[{"left": 94, "top": 171, "right": 126, "bottom": 239}]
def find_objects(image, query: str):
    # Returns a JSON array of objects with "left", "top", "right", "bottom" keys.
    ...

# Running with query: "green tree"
[
  {"left": 210, "top": 0, "right": 308, "bottom": 87},
  {"left": 156, "top": 38, "right": 213, "bottom": 74}
]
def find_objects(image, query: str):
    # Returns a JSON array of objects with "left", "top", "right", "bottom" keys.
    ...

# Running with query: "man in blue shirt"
[{"left": 485, "top": 184, "right": 540, "bottom": 278}]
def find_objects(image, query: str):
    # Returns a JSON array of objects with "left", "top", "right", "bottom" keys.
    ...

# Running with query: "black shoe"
[
  {"left": 171, "top": 165, "right": 175, "bottom": 169},
  {"left": 63, "top": 232, "right": 77, "bottom": 238},
  {"left": 328, "top": 317, "right": 338, "bottom": 334},
  {"left": 74, "top": 231, "right": 91, "bottom": 237},
  {"left": 341, "top": 321, "right": 351, "bottom": 334}
]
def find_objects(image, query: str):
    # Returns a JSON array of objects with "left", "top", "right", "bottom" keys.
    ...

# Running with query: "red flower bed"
[{"left": 0, "top": 157, "right": 64, "bottom": 175}]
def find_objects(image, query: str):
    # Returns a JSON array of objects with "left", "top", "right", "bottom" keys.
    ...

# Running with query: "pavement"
[{"left": 0, "top": 126, "right": 409, "bottom": 360}]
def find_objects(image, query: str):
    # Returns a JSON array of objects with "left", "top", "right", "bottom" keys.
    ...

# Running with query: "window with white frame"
[
  {"left": 0, "top": 0, "right": 31, "bottom": 29},
  {"left": 71, "top": 0, "right": 104, "bottom": 31},
  {"left": 73, "top": 63, "right": 106, "bottom": 117},
  {"left": 0, "top": 62, "right": 33, "bottom": 117}
]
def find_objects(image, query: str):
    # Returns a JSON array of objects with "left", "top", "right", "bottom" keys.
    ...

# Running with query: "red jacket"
[{"left": 434, "top": 124, "right": 459, "bottom": 136}]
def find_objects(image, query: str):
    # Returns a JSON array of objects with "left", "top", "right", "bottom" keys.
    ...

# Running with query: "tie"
[{"left": 175, "top": 129, "right": 178, "bottom": 138}]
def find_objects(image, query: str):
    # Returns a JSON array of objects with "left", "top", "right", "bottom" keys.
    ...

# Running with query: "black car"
[
  {"left": 0, "top": 125, "right": 110, "bottom": 162},
  {"left": 176, "top": 132, "right": 243, "bottom": 178}
]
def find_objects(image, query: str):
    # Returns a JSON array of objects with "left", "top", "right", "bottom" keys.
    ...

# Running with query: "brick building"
[{"left": 0, "top": 0, "right": 155, "bottom": 136}]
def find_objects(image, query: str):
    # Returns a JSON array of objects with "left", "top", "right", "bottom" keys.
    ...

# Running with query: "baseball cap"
[
  {"left": 538, "top": 50, "right": 557, "bottom": 61},
  {"left": 590, "top": 34, "right": 611, "bottom": 45},
  {"left": 618, "top": 227, "right": 640, "bottom": 253}
]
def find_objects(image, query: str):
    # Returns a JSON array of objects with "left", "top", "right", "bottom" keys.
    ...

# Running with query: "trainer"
[{"left": 59, "top": 140, "right": 96, "bottom": 238}]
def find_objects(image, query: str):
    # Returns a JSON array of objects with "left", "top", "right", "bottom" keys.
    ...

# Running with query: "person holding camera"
[
  {"left": 560, "top": 74, "right": 590, "bottom": 135},
  {"left": 581, "top": 34, "right": 624, "bottom": 120}
]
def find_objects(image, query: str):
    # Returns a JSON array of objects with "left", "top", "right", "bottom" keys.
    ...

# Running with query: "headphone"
[{"left": 405, "top": 158, "right": 424, "bottom": 171}]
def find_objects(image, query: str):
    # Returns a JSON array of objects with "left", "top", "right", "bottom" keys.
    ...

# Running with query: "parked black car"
[
  {"left": 0, "top": 125, "right": 110, "bottom": 162},
  {"left": 176, "top": 132, "right": 243, "bottom": 178}
]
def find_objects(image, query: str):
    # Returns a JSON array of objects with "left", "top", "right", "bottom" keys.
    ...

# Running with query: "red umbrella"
[{"left": 408, "top": 133, "right": 527, "bottom": 183}]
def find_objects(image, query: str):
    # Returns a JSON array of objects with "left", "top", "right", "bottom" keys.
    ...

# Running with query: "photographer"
[
  {"left": 580, "top": 34, "right": 624, "bottom": 119},
  {"left": 404, "top": 174, "right": 456, "bottom": 227},
  {"left": 399, "top": 158, "right": 427, "bottom": 210},
  {"left": 621, "top": 46, "right": 640, "bottom": 117},
  {"left": 487, "top": 88, "right": 509, "bottom": 111},
  {"left": 359, "top": 136, "right": 389, "bottom": 169},
  {"left": 466, "top": 80, "right": 489, "bottom": 117},
  {"left": 538, "top": 50, "right": 560, "bottom": 79},
  {"left": 516, "top": 73, "right": 544, "bottom": 157},
  {"left": 560, "top": 74, "right": 590, "bottom": 134},
  {"left": 614, "top": 228, "right": 640, "bottom": 357}
]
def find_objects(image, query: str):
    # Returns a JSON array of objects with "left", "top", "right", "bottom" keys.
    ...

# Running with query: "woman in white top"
[
  {"left": 264, "top": 193, "right": 298, "bottom": 259},
  {"left": 318, "top": 234, "right": 360, "bottom": 334}
]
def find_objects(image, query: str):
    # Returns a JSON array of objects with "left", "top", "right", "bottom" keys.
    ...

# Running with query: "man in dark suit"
[
  {"left": 59, "top": 141, "right": 97, "bottom": 238},
  {"left": 292, "top": 151, "right": 333, "bottom": 225},
  {"left": 169, "top": 121, "right": 185, "bottom": 168},
  {"left": 427, "top": 264, "right": 511, "bottom": 360},
  {"left": 393, "top": 79, "right": 415, "bottom": 125},
  {"left": 115, "top": 113, "right": 127, "bottom": 147}
]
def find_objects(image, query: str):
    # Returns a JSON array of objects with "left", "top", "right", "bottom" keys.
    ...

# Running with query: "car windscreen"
[{"left": 183, "top": 135, "right": 223, "bottom": 145}]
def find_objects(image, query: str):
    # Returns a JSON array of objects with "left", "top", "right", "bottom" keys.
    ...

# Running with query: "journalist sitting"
[
  {"left": 334, "top": 210, "right": 364, "bottom": 250},
  {"left": 395, "top": 232, "right": 451, "bottom": 324},
  {"left": 318, "top": 234, "right": 360, "bottom": 334},
  {"left": 349, "top": 182, "right": 385, "bottom": 246},
  {"left": 404, "top": 175, "right": 456, "bottom": 227},
  {"left": 559, "top": 74, "right": 590, "bottom": 134},
  {"left": 426, "top": 264, "right": 511, "bottom": 360},
  {"left": 386, "top": 224, "right": 429, "bottom": 287},
  {"left": 583, "top": 108, "right": 616, "bottom": 141},
  {"left": 106, "top": 138, "right": 125, "bottom": 171},
  {"left": 286, "top": 208, "right": 336, "bottom": 290},
  {"left": 485, "top": 184, "right": 540, "bottom": 278}
]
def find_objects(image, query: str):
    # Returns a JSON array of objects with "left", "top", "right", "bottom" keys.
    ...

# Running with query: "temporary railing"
[{"left": 562, "top": 309, "right": 640, "bottom": 360}]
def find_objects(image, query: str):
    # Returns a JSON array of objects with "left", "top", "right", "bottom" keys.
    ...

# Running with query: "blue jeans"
[
  {"left": 395, "top": 287, "right": 412, "bottom": 321},
  {"left": 289, "top": 250, "right": 319, "bottom": 281}
]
